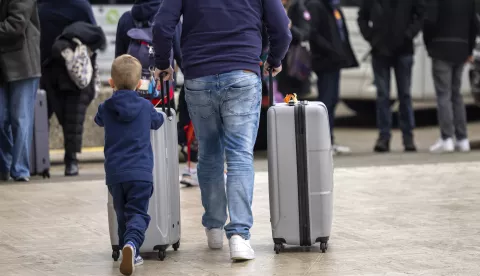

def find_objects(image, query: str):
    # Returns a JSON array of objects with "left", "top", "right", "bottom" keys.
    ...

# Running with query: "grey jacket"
[{"left": 0, "top": 0, "right": 41, "bottom": 82}]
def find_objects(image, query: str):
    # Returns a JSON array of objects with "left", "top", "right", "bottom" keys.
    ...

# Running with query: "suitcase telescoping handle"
[
  {"left": 268, "top": 67, "right": 274, "bottom": 107},
  {"left": 158, "top": 72, "right": 172, "bottom": 117}
]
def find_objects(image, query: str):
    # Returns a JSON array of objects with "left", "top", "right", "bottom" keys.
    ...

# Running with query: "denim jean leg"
[
  {"left": 394, "top": 55, "right": 415, "bottom": 141},
  {"left": 185, "top": 77, "right": 228, "bottom": 230},
  {"left": 0, "top": 86, "right": 13, "bottom": 174},
  {"left": 221, "top": 72, "right": 262, "bottom": 240},
  {"left": 8, "top": 78, "right": 39, "bottom": 178},
  {"left": 372, "top": 56, "right": 392, "bottom": 140},
  {"left": 316, "top": 70, "right": 340, "bottom": 144}
]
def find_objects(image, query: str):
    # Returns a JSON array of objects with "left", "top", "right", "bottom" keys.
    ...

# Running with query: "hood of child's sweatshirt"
[
  {"left": 131, "top": 0, "right": 162, "bottom": 23},
  {"left": 104, "top": 90, "right": 144, "bottom": 123}
]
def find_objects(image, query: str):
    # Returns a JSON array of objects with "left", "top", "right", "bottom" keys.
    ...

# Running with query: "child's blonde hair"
[{"left": 111, "top": 54, "right": 142, "bottom": 90}]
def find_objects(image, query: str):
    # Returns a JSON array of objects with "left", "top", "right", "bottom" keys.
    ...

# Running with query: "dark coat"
[
  {"left": 306, "top": 0, "right": 358, "bottom": 73},
  {"left": 358, "top": 0, "right": 425, "bottom": 57},
  {"left": 423, "top": 0, "right": 478, "bottom": 64},
  {"left": 277, "top": 0, "right": 312, "bottom": 96},
  {"left": 42, "top": 22, "right": 106, "bottom": 154},
  {"left": 0, "top": 0, "right": 41, "bottom": 82}
]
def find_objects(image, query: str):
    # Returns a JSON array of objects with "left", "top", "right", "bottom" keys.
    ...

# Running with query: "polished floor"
[{"left": 1, "top": 162, "right": 480, "bottom": 275}]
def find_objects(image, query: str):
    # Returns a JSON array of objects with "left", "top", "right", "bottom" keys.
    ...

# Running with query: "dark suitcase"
[{"left": 30, "top": 89, "right": 50, "bottom": 178}]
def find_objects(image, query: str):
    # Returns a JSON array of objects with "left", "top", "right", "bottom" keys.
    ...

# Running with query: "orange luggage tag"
[{"left": 284, "top": 93, "right": 298, "bottom": 105}]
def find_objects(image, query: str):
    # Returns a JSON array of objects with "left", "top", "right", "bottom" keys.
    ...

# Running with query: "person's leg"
[
  {"left": 220, "top": 71, "right": 261, "bottom": 260},
  {"left": 430, "top": 59, "right": 455, "bottom": 152},
  {"left": 451, "top": 63, "right": 468, "bottom": 139},
  {"left": 119, "top": 181, "right": 153, "bottom": 275},
  {"left": 372, "top": 55, "right": 392, "bottom": 152},
  {"left": 108, "top": 184, "right": 126, "bottom": 250},
  {"left": 185, "top": 75, "right": 227, "bottom": 247},
  {"left": 0, "top": 85, "right": 13, "bottom": 179},
  {"left": 394, "top": 55, "right": 416, "bottom": 150},
  {"left": 8, "top": 78, "right": 39, "bottom": 180},
  {"left": 316, "top": 71, "right": 338, "bottom": 143}
]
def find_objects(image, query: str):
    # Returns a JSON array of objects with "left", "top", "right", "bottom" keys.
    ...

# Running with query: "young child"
[{"left": 94, "top": 54, "right": 164, "bottom": 276}]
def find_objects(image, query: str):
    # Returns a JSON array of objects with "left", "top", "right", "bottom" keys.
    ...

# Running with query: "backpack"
[
  {"left": 61, "top": 37, "right": 93, "bottom": 89},
  {"left": 126, "top": 20, "right": 159, "bottom": 98}
]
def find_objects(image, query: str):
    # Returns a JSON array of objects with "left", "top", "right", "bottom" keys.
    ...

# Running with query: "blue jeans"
[
  {"left": 316, "top": 70, "right": 340, "bottom": 144},
  {"left": 0, "top": 78, "right": 39, "bottom": 178},
  {"left": 372, "top": 55, "right": 415, "bottom": 141},
  {"left": 184, "top": 70, "right": 262, "bottom": 240},
  {"left": 108, "top": 181, "right": 153, "bottom": 256}
]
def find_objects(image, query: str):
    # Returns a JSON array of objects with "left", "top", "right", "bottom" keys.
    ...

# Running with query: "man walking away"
[
  {"left": 153, "top": 0, "right": 291, "bottom": 261},
  {"left": 358, "top": 0, "right": 425, "bottom": 153},
  {"left": 424, "top": 0, "right": 478, "bottom": 153}
]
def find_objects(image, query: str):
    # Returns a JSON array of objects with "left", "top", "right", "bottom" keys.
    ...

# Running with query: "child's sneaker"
[
  {"left": 134, "top": 255, "right": 144, "bottom": 266},
  {"left": 120, "top": 242, "right": 136, "bottom": 276}
]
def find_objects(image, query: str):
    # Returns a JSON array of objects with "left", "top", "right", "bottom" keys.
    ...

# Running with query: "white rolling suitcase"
[
  {"left": 267, "top": 71, "right": 334, "bottom": 254},
  {"left": 108, "top": 79, "right": 180, "bottom": 261}
]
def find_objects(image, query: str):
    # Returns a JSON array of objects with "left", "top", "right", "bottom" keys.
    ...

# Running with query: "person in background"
[
  {"left": 307, "top": 0, "right": 358, "bottom": 154},
  {"left": 423, "top": 0, "right": 477, "bottom": 153},
  {"left": 38, "top": 0, "right": 98, "bottom": 176},
  {"left": 153, "top": 0, "right": 291, "bottom": 261},
  {"left": 0, "top": 0, "right": 41, "bottom": 182},
  {"left": 276, "top": 0, "right": 311, "bottom": 99},
  {"left": 358, "top": 0, "right": 425, "bottom": 153}
]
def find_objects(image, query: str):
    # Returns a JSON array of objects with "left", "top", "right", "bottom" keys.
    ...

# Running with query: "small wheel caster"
[
  {"left": 320, "top": 242, "right": 328, "bottom": 253},
  {"left": 158, "top": 250, "right": 166, "bottom": 261},
  {"left": 274, "top": 243, "right": 282, "bottom": 254},
  {"left": 112, "top": 250, "right": 120, "bottom": 261},
  {"left": 173, "top": 241, "right": 180, "bottom": 251}
]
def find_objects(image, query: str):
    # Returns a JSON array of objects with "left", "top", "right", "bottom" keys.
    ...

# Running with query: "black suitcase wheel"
[
  {"left": 274, "top": 243, "right": 282, "bottom": 254},
  {"left": 320, "top": 242, "right": 328, "bottom": 253},
  {"left": 173, "top": 240, "right": 180, "bottom": 251},
  {"left": 158, "top": 250, "right": 166, "bottom": 261},
  {"left": 41, "top": 169, "right": 50, "bottom": 179},
  {"left": 112, "top": 250, "right": 120, "bottom": 261}
]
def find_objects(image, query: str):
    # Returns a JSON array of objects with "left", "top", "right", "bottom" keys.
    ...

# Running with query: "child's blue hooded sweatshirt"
[{"left": 95, "top": 90, "right": 164, "bottom": 185}]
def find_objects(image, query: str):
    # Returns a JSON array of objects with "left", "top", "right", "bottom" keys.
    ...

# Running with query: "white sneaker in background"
[
  {"left": 205, "top": 228, "right": 224, "bottom": 249},
  {"left": 332, "top": 144, "right": 351, "bottom": 155},
  {"left": 180, "top": 167, "right": 199, "bottom": 187},
  {"left": 455, "top": 139, "right": 471, "bottom": 152},
  {"left": 229, "top": 235, "right": 255, "bottom": 261},
  {"left": 429, "top": 138, "right": 455, "bottom": 153}
]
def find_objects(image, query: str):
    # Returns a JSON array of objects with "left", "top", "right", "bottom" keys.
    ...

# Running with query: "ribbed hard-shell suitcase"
[
  {"left": 30, "top": 89, "right": 51, "bottom": 178},
  {"left": 108, "top": 79, "right": 180, "bottom": 261},
  {"left": 267, "top": 72, "right": 334, "bottom": 254}
]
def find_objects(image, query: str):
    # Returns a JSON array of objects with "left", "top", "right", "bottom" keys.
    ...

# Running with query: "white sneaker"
[
  {"left": 455, "top": 139, "right": 471, "bottom": 152},
  {"left": 205, "top": 228, "right": 224, "bottom": 249},
  {"left": 333, "top": 144, "right": 351, "bottom": 155},
  {"left": 429, "top": 138, "right": 455, "bottom": 153},
  {"left": 180, "top": 167, "right": 199, "bottom": 187},
  {"left": 229, "top": 235, "right": 255, "bottom": 261}
]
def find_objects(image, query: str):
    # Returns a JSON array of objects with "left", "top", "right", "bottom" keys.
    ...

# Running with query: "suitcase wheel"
[
  {"left": 112, "top": 250, "right": 120, "bottom": 261},
  {"left": 41, "top": 170, "right": 50, "bottom": 179},
  {"left": 320, "top": 242, "right": 328, "bottom": 253},
  {"left": 274, "top": 243, "right": 283, "bottom": 254},
  {"left": 158, "top": 250, "right": 166, "bottom": 261},
  {"left": 173, "top": 240, "right": 180, "bottom": 251}
]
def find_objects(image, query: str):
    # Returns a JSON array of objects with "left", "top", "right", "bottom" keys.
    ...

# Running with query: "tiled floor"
[{"left": 1, "top": 162, "right": 480, "bottom": 275}]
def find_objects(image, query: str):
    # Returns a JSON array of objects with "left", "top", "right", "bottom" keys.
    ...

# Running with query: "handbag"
[
  {"left": 286, "top": 42, "right": 312, "bottom": 81},
  {"left": 60, "top": 37, "right": 93, "bottom": 89}
]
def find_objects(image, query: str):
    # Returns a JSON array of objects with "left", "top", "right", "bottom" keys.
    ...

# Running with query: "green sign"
[{"left": 106, "top": 9, "right": 120, "bottom": 25}]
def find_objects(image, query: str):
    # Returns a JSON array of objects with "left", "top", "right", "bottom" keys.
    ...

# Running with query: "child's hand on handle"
[
  {"left": 263, "top": 61, "right": 282, "bottom": 77},
  {"left": 155, "top": 66, "right": 174, "bottom": 82}
]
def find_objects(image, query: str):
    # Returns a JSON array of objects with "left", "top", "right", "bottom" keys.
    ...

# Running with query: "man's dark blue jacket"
[
  {"left": 95, "top": 90, "right": 164, "bottom": 186},
  {"left": 153, "top": 0, "right": 292, "bottom": 79}
]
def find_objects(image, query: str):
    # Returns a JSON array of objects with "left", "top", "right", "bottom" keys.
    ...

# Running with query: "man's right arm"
[
  {"left": 357, "top": 0, "right": 373, "bottom": 42},
  {"left": 263, "top": 0, "right": 292, "bottom": 69}
]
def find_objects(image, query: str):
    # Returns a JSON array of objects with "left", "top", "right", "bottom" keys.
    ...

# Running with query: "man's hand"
[
  {"left": 155, "top": 66, "right": 174, "bottom": 82},
  {"left": 263, "top": 61, "right": 283, "bottom": 77}
]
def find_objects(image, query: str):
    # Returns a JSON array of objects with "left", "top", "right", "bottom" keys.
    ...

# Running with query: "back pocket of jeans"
[
  {"left": 225, "top": 80, "right": 260, "bottom": 116},
  {"left": 185, "top": 89, "right": 214, "bottom": 119}
]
